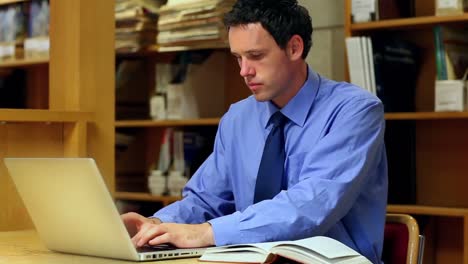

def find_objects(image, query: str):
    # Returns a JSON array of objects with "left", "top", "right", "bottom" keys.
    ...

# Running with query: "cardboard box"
[
  {"left": 435, "top": 0, "right": 468, "bottom": 16},
  {"left": 435, "top": 80, "right": 468, "bottom": 111}
]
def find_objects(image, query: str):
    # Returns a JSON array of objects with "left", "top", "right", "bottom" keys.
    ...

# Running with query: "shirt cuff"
[{"left": 208, "top": 211, "right": 241, "bottom": 246}]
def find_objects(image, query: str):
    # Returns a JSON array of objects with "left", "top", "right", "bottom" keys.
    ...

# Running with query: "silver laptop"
[{"left": 4, "top": 157, "right": 205, "bottom": 261}]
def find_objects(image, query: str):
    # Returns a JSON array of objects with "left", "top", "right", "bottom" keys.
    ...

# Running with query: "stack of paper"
[
  {"left": 345, "top": 36, "right": 376, "bottom": 95},
  {"left": 115, "top": 0, "right": 164, "bottom": 52},
  {"left": 156, "top": 0, "right": 235, "bottom": 46}
]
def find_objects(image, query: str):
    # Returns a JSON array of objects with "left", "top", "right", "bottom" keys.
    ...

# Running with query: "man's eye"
[{"left": 250, "top": 54, "right": 263, "bottom": 60}]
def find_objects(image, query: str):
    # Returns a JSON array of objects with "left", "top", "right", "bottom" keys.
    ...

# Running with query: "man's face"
[{"left": 228, "top": 23, "right": 295, "bottom": 107}]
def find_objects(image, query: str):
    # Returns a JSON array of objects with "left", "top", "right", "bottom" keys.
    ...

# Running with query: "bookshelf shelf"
[
  {"left": 0, "top": 0, "right": 27, "bottom": 5},
  {"left": 115, "top": 118, "right": 221, "bottom": 127},
  {"left": 0, "top": 58, "right": 49, "bottom": 68},
  {"left": 351, "top": 14, "right": 468, "bottom": 31},
  {"left": 385, "top": 112, "right": 468, "bottom": 120},
  {"left": 0, "top": 109, "right": 93, "bottom": 122},
  {"left": 388, "top": 204, "right": 468, "bottom": 217},
  {"left": 115, "top": 192, "right": 181, "bottom": 206}
]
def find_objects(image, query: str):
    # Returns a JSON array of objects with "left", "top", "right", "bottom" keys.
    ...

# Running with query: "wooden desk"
[{"left": 0, "top": 230, "right": 200, "bottom": 264}]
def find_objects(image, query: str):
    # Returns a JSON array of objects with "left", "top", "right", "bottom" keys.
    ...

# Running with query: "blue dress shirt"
[{"left": 154, "top": 67, "right": 388, "bottom": 263}]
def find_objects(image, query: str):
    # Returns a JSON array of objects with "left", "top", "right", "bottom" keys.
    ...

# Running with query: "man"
[{"left": 122, "top": 0, "right": 387, "bottom": 263}]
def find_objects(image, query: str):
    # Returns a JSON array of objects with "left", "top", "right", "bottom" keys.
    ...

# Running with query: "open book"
[{"left": 199, "top": 236, "right": 372, "bottom": 264}]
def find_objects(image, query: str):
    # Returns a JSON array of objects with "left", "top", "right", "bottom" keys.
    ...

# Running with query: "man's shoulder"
[
  {"left": 225, "top": 95, "right": 259, "bottom": 116},
  {"left": 320, "top": 77, "right": 382, "bottom": 106},
  {"left": 220, "top": 95, "right": 260, "bottom": 125}
]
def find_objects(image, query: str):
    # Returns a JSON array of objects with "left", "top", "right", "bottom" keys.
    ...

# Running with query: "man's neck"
[{"left": 273, "top": 62, "right": 308, "bottom": 108}]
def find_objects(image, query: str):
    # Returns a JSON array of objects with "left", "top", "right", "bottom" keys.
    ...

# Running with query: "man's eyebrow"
[
  {"left": 231, "top": 49, "right": 265, "bottom": 56},
  {"left": 246, "top": 49, "right": 264, "bottom": 54}
]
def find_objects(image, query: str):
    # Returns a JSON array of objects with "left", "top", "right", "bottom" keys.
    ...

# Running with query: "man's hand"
[
  {"left": 121, "top": 212, "right": 160, "bottom": 237},
  {"left": 121, "top": 212, "right": 215, "bottom": 248}
]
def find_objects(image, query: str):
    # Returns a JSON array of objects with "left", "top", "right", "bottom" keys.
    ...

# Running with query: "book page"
[
  {"left": 204, "top": 241, "right": 284, "bottom": 253},
  {"left": 199, "top": 241, "right": 284, "bottom": 263},
  {"left": 272, "top": 236, "right": 360, "bottom": 259}
]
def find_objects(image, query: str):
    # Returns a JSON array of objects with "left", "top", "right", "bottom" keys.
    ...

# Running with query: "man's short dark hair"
[{"left": 224, "top": 0, "right": 313, "bottom": 59}]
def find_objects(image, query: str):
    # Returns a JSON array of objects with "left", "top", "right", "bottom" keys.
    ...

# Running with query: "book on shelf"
[
  {"left": 434, "top": 25, "right": 449, "bottom": 80},
  {"left": 361, "top": 37, "right": 372, "bottom": 93},
  {"left": 433, "top": 25, "right": 468, "bottom": 81},
  {"left": 351, "top": 0, "right": 378, "bottom": 23},
  {"left": 352, "top": 0, "right": 415, "bottom": 22},
  {"left": 29, "top": 0, "right": 49, "bottom": 38},
  {"left": 378, "top": 0, "right": 415, "bottom": 20},
  {"left": 183, "top": 128, "right": 214, "bottom": 177},
  {"left": 346, "top": 35, "right": 421, "bottom": 112},
  {"left": 372, "top": 35, "right": 420, "bottom": 112},
  {"left": 433, "top": 25, "right": 468, "bottom": 112},
  {"left": 366, "top": 37, "right": 377, "bottom": 95},
  {"left": 345, "top": 37, "right": 367, "bottom": 91},
  {"left": 199, "top": 236, "right": 371, "bottom": 264}
]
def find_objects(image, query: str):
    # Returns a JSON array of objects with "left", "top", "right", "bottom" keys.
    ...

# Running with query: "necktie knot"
[{"left": 269, "top": 111, "right": 287, "bottom": 128}]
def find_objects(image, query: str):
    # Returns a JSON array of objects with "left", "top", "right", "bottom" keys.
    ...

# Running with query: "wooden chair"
[{"left": 382, "top": 213, "right": 424, "bottom": 264}]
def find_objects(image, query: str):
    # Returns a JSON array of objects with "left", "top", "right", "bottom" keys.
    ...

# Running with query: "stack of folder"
[
  {"left": 115, "top": 0, "right": 164, "bottom": 52},
  {"left": 156, "top": 0, "right": 235, "bottom": 47}
]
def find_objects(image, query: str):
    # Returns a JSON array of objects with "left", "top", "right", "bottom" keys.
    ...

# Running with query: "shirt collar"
[{"left": 260, "top": 66, "right": 320, "bottom": 128}]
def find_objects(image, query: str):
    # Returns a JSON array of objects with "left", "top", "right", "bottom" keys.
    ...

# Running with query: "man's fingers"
[
  {"left": 136, "top": 224, "right": 167, "bottom": 247},
  {"left": 148, "top": 233, "right": 171, "bottom": 246},
  {"left": 131, "top": 223, "right": 152, "bottom": 246},
  {"left": 121, "top": 212, "right": 148, "bottom": 237},
  {"left": 130, "top": 223, "right": 214, "bottom": 249}
]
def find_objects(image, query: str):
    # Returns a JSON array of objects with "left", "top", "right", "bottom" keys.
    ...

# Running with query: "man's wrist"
[{"left": 201, "top": 222, "right": 215, "bottom": 246}]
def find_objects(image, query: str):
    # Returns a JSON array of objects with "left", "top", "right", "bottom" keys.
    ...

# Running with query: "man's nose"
[{"left": 240, "top": 60, "right": 255, "bottom": 77}]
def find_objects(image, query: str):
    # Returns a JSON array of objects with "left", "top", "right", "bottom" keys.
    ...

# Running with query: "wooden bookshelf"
[
  {"left": 345, "top": 0, "right": 468, "bottom": 263},
  {"left": 385, "top": 112, "right": 468, "bottom": 120},
  {"left": 0, "top": 109, "right": 92, "bottom": 122},
  {"left": 351, "top": 14, "right": 468, "bottom": 31},
  {"left": 0, "top": 58, "right": 48, "bottom": 68},
  {"left": 0, "top": 0, "right": 114, "bottom": 232},
  {"left": 115, "top": 118, "right": 221, "bottom": 128},
  {"left": 115, "top": 192, "right": 181, "bottom": 207}
]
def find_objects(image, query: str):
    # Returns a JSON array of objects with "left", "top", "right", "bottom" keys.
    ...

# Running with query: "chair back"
[{"left": 382, "top": 213, "right": 421, "bottom": 264}]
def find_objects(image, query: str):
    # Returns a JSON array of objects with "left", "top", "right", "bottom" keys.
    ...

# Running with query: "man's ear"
[{"left": 287, "top": 35, "right": 304, "bottom": 61}]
